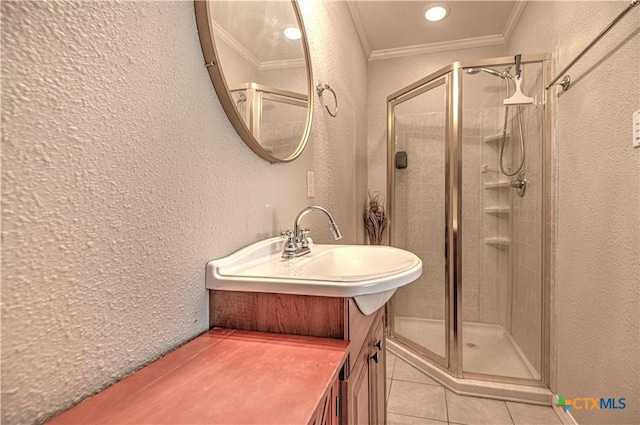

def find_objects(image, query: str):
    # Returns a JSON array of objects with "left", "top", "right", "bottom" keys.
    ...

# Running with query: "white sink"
[{"left": 206, "top": 237, "right": 422, "bottom": 315}]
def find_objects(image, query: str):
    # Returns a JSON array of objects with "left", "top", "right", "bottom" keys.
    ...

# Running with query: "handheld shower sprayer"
[{"left": 465, "top": 59, "right": 529, "bottom": 180}]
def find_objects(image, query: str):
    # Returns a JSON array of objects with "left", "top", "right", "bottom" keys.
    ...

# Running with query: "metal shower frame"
[{"left": 385, "top": 54, "right": 553, "bottom": 390}]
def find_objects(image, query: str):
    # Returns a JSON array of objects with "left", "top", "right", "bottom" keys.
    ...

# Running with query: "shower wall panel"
[
  {"left": 479, "top": 106, "right": 512, "bottom": 328},
  {"left": 461, "top": 110, "right": 482, "bottom": 323},
  {"left": 462, "top": 73, "right": 513, "bottom": 330}
]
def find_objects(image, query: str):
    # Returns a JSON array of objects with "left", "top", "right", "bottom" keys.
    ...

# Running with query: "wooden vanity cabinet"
[
  {"left": 210, "top": 291, "right": 387, "bottom": 425},
  {"left": 312, "top": 377, "right": 340, "bottom": 425},
  {"left": 46, "top": 329, "right": 349, "bottom": 425},
  {"left": 342, "top": 309, "right": 385, "bottom": 425}
]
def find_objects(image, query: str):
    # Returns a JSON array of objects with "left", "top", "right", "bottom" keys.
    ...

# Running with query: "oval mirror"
[{"left": 195, "top": 0, "right": 313, "bottom": 163}]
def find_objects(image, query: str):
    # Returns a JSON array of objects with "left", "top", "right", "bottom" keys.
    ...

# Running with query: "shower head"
[
  {"left": 467, "top": 68, "right": 506, "bottom": 79},
  {"left": 466, "top": 67, "right": 507, "bottom": 79}
]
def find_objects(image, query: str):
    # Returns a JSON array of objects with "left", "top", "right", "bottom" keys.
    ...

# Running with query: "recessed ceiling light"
[
  {"left": 284, "top": 27, "right": 301, "bottom": 40},
  {"left": 425, "top": 4, "right": 450, "bottom": 22}
]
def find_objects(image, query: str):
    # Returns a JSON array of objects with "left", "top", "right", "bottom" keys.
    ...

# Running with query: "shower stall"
[
  {"left": 386, "top": 54, "right": 552, "bottom": 401},
  {"left": 229, "top": 82, "right": 308, "bottom": 158}
]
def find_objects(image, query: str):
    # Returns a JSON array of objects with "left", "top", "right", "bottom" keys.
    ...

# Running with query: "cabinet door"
[
  {"left": 342, "top": 309, "right": 386, "bottom": 425},
  {"left": 312, "top": 377, "right": 339, "bottom": 425},
  {"left": 342, "top": 343, "right": 371, "bottom": 425},
  {"left": 368, "top": 315, "right": 386, "bottom": 424},
  {"left": 354, "top": 355, "right": 371, "bottom": 425}
]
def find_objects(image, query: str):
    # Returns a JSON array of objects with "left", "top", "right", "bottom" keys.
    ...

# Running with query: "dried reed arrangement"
[{"left": 364, "top": 192, "right": 387, "bottom": 245}]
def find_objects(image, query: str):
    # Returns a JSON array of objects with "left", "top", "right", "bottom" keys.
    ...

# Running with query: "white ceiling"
[
  {"left": 211, "top": 1, "right": 305, "bottom": 64},
  {"left": 210, "top": 1, "right": 528, "bottom": 67},
  {"left": 347, "top": 1, "right": 527, "bottom": 60}
]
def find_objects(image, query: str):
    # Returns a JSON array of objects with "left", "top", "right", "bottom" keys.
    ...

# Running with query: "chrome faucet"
[{"left": 281, "top": 206, "right": 342, "bottom": 259}]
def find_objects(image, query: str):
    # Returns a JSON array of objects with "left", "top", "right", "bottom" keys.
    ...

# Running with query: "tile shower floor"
[{"left": 386, "top": 352, "right": 563, "bottom": 425}]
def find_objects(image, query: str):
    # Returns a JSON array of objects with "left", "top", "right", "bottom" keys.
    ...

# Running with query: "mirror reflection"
[{"left": 209, "top": 1, "right": 311, "bottom": 161}]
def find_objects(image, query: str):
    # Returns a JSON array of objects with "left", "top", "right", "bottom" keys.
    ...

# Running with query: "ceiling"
[
  {"left": 210, "top": 1, "right": 528, "bottom": 67},
  {"left": 346, "top": 1, "right": 527, "bottom": 60},
  {"left": 212, "top": 1, "right": 305, "bottom": 65}
]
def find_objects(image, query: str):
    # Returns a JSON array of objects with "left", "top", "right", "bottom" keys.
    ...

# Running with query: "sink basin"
[{"left": 206, "top": 237, "right": 422, "bottom": 315}]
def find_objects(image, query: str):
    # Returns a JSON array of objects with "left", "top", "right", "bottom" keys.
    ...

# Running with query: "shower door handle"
[{"left": 444, "top": 225, "right": 448, "bottom": 257}]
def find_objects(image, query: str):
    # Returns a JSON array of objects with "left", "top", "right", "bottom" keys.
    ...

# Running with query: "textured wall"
[
  {"left": 0, "top": 1, "right": 368, "bottom": 424},
  {"left": 298, "top": 0, "right": 369, "bottom": 243},
  {"left": 508, "top": 2, "right": 639, "bottom": 424}
]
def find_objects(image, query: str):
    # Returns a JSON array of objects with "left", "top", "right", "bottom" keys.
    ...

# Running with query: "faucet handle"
[
  {"left": 281, "top": 229, "right": 298, "bottom": 258},
  {"left": 299, "top": 228, "right": 310, "bottom": 248}
]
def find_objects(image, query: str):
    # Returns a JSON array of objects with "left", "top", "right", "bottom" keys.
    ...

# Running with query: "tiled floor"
[{"left": 386, "top": 352, "right": 563, "bottom": 425}]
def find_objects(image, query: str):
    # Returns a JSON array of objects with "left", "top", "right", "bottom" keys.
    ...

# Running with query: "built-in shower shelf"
[
  {"left": 484, "top": 238, "right": 511, "bottom": 249},
  {"left": 480, "top": 165, "right": 512, "bottom": 174},
  {"left": 484, "top": 207, "right": 511, "bottom": 216},
  {"left": 483, "top": 132, "right": 510, "bottom": 144},
  {"left": 484, "top": 182, "right": 510, "bottom": 189}
]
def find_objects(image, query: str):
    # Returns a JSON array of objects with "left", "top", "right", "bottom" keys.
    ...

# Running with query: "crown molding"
[
  {"left": 213, "top": 22, "right": 304, "bottom": 72},
  {"left": 213, "top": 22, "right": 261, "bottom": 71},
  {"left": 503, "top": 1, "right": 528, "bottom": 42},
  {"left": 259, "top": 58, "right": 306, "bottom": 72},
  {"left": 369, "top": 34, "right": 506, "bottom": 61},
  {"left": 346, "top": 1, "right": 372, "bottom": 59},
  {"left": 350, "top": 1, "right": 527, "bottom": 62}
]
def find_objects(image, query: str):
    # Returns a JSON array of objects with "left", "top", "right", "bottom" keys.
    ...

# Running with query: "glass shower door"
[{"left": 389, "top": 75, "right": 449, "bottom": 365}]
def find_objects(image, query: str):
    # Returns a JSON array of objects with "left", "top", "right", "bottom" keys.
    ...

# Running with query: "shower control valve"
[
  {"left": 509, "top": 179, "right": 526, "bottom": 189},
  {"left": 510, "top": 173, "right": 528, "bottom": 197}
]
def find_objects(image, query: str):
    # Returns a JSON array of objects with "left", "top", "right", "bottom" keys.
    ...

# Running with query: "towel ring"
[{"left": 316, "top": 81, "right": 338, "bottom": 117}]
